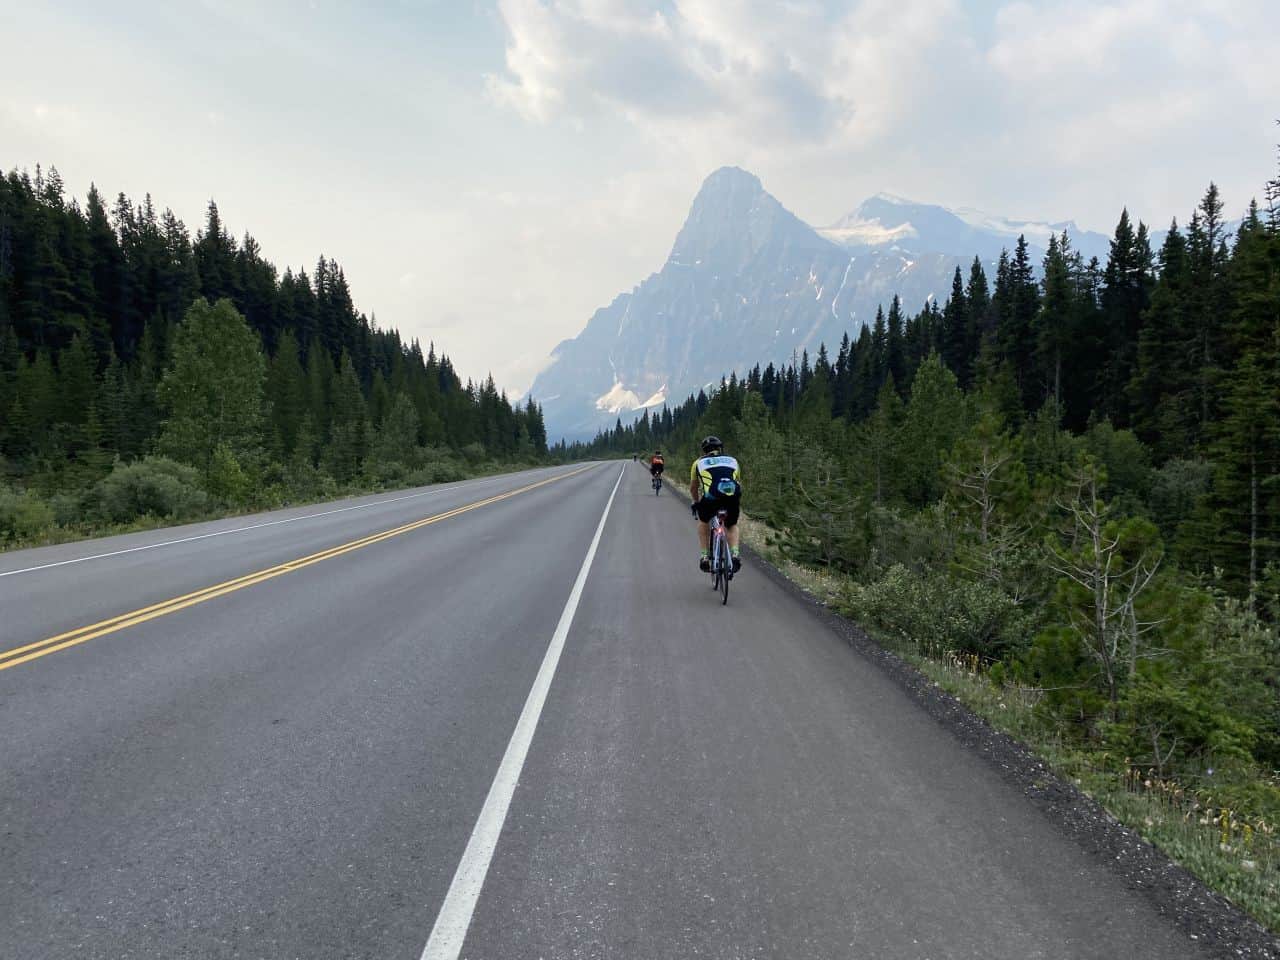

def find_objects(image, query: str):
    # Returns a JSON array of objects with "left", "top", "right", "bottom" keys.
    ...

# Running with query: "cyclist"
[
  {"left": 689, "top": 436, "right": 742, "bottom": 573},
  {"left": 649, "top": 450, "right": 665, "bottom": 481}
]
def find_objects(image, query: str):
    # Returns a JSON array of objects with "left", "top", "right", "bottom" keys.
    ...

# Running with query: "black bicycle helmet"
[{"left": 700, "top": 435, "right": 723, "bottom": 454}]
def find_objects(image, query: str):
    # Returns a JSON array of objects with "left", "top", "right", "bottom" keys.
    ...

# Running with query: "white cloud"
[
  {"left": 486, "top": 0, "right": 968, "bottom": 164},
  {"left": 982, "top": 0, "right": 1279, "bottom": 221},
  {"left": 487, "top": 1, "right": 1277, "bottom": 228}
]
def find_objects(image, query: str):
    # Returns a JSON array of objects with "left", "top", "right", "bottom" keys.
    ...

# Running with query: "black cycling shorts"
[{"left": 695, "top": 495, "right": 740, "bottom": 525}]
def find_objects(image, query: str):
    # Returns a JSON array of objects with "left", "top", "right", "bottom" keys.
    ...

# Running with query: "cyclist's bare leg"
[
  {"left": 698, "top": 520, "right": 710, "bottom": 552},
  {"left": 727, "top": 525, "right": 740, "bottom": 551}
]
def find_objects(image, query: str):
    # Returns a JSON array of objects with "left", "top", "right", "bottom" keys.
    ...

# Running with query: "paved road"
[{"left": 0, "top": 462, "right": 1217, "bottom": 959}]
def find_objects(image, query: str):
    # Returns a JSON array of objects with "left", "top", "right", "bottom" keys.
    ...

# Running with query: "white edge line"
[
  {"left": 419, "top": 463, "right": 625, "bottom": 960},
  {"left": 0, "top": 470, "right": 560, "bottom": 580}
]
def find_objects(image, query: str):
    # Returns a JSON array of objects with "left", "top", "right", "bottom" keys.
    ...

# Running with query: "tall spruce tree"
[{"left": 157, "top": 298, "right": 266, "bottom": 473}]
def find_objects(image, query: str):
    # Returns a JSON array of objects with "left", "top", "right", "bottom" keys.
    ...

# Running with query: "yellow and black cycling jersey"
[{"left": 690, "top": 454, "right": 741, "bottom": 499}]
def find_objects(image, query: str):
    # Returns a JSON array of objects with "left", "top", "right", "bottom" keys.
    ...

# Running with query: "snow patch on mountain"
[
  {"left": 595, "top": 379, "right": 642, "bottom": 414},
  {"left": 818, "top": 217, "right": 918, "bottom": 247},
  {"left": 951, "top": 207, "right": 1077, "bottom": 245},
  {"left": 594, "top": 380, "right": 668, "bottom": 415},
  {"left": 640, "top": 384, "right": 667, "bottom": 408}
]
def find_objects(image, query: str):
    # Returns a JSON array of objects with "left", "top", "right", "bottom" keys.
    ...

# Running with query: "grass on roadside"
[
  {"left": 0, "top": 458, "right": 554, "bottom": 554},
  {"left": 905, "top": 645, "right": 1280, "bottom": 931}
]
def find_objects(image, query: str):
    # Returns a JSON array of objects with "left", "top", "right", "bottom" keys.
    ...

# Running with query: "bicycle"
[
  {"left": 708, "top": 508, "right": 733, "bottom": 604},
  {"left": 651, "top": 472, "right": 663, "bottom": 495}
]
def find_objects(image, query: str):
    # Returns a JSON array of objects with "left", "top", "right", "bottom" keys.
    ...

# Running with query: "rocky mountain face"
[{"left": 531, "top": 167, "right": 1110, "bottom": 441}]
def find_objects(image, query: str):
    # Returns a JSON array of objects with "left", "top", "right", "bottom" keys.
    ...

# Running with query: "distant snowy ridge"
[{"left": 819, "top": 193, "right": 1112, "bottom": 263}]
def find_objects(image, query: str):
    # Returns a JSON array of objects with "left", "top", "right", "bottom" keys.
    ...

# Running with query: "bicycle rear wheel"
[{"left": 718, "top": 538, "right": 730, "bottom": 604}]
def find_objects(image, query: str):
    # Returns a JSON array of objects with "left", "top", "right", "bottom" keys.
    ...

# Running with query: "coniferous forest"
[
  {"left": 0, "top": 166, "right": 550, "bottom": 542},
  {"left": 583, "top": 164, "right": 1280, "bottom": 891}
]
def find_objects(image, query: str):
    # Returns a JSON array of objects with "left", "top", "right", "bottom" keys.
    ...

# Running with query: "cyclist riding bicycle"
[
  {"left": 649, "top": 450, "right": 665, "bottom": 478},
  {"left": 689, "top": 436, "right": 742, "bottom": 573}
]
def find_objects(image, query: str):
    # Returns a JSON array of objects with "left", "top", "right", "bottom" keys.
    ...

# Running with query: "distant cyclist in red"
[{"left": 649, "top": 450, "right": 665, "bottom": 480}]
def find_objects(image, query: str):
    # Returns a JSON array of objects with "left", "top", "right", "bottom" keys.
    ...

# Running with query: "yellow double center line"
[{"left": 0, "top": 465, "right": 595, "bottom": 673}]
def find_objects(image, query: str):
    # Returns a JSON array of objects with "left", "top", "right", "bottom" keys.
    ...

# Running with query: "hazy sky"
[{"left": 4, "top": 0, "right": 1276, "bottom": 395}]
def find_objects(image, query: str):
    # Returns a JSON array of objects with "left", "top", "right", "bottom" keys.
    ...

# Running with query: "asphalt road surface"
[{"left": 1, "top": 462, "right": 1222, "bottom": 959}]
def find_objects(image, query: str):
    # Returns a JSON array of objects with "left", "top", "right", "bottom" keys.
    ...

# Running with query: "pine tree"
[
  {"left": 157, "top": 298, "right": 266, "bottom": 473},
  {"left": 886, "top": 295, "right": 906, "bottom": 392},
  {"left": 194, "top": 201, "right": 238, "bottom": 303},
  {"left": 1099, "top": 210, "right": 1153, "bottom": 424},
  {"left": 942, "top": 266, "right": 970, "bottom": 387},
  {"left": 856, "top": 376, "right": 903, "bottom": 504},
  {"left": 871, "top": 305, "right": 887, "bottom": 386},
  {"left": 1225, "top": 202, "right": 1279, "bottom": 364},
  {"left": 13, "top": 349, "right": 58, "bottom": 455},
  {"left": 1184, "top": 185, "right": 1232, "bottom": 444},
  {"left": 57, "top": 333, "right": 97, "bottom": 426},
  {"left": 966, "top": 256, "right": 992, "bottom": 363},
  {"left": 1210, "top": 351, "right": 1280, "bottom": 595},
  {"left": 371, "top": 392, "right": 420, "bottom": 466},
  {"left": 265, "top": 329, "right": 307, "bottom": 457},
  {"left": 1035, "top": 233, "right": 1085, "bottom": 415},
  {"left": 1129, "top": 221, "right": 1194, "bottom": 457},
  {"left": 898, "top": 352, "right": 966, "bottom": 506},
  {"left": 85, "top": 185, "right": 136, "bottom": 357},
  {"left": 323, "top": 350, "right": 369, "bottom": 482},
  {"left": 98, "top": 350, "right": 128, "bottom": 457},
  {"left": 306, "top": 341, "right": 333, "bottom": 441},
  {"left": 0, "top": 325, "right": 19, "bottom": 452},
  {"left": 1002, "top": 234, "right": 1040, "bottom": 409}
]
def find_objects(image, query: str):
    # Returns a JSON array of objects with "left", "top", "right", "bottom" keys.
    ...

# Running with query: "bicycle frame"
[
  {"left": 708, "top": 508, "right": 732, "bottom": 603},
  {"left": 709, "top": 511, "right": 727, "bottom": 567}
]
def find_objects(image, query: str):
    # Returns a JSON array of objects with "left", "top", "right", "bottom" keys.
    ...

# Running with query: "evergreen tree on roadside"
[{"left": 157, "top": 298, "right": 266, "bottom": 474}]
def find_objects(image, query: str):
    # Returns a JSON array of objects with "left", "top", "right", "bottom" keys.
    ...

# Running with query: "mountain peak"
[
  {"left": 684, "top": 166, "right": 766, "bottom": 222},
  {"left": 701, "top": 165, "right": 763, "bottom": 190},
  {"left": 868, "top": 191, "right": 919, "bottom": 206},
  {"left": 670, "top": 166, "right": 827, "bottom": 268}
]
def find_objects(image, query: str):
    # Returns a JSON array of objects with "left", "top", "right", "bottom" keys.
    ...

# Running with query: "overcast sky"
[{"left": 4, "top": 0, "right": 1276, "bottom": 395}]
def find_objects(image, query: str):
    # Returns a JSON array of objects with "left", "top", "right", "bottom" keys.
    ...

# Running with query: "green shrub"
[
  {"left": 864, "top": 503, "right": 956, "bottom": 575},
  {"left": 367, "top": 459, "right": 412, "bottom": 487},
  {"left": 839, "top": 563, "right": 1033, "bottom": 661},
  {"left": 413, "top": 448, "right": 469, "bottom": 484},
  {"left": 0, "top": 487, "right": 57, "bottom": 543},
  {"left": 48, "top": 491, "right": 85, "bottom": 527},
  {"left": 206, "top": 443, "right": 250, "bottom": 505},
  {"left": 90, "top": 457, "right": 209, "bottom": 523}
]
